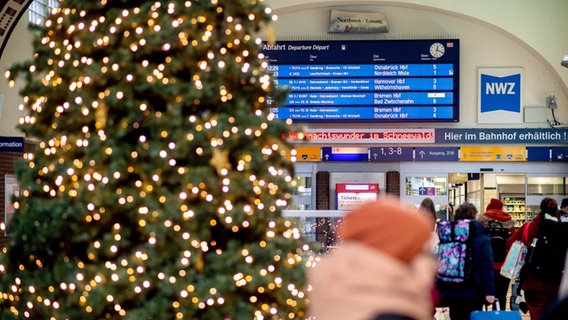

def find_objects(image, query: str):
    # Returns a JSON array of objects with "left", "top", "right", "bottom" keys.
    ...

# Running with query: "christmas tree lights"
[{"left": 0, "top": 1, "right": 312, "bottom": 319}]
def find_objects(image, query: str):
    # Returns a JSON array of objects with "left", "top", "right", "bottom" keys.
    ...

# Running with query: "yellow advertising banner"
[
  {"left": 460, "top": 146, "right": 526, "bottom": 162},
  {"left": 293, "top": 146, "right": 321, "bottom": 162}
]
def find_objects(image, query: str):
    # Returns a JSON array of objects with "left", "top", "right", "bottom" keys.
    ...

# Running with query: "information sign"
[
  {"left": 261, "top": 39, "right": 460, "bottom": 122},
  {"left": 527, "top": 147, "right": 550, "bottom": 161},
  {"left": 322, "top": 147, "right": 368, "bottom": 162},
  {"left": 551, "top": 147, "right": 568, "bottom": 162},
  {"left": 369, "top": 146, "right": 413, "bottom": 162},
  {"left": 418, "top": 186, "right": 436, "bottom": 196},
  {"left": 415, "top": 147, "right": 459, "bottom": 161},
  {"left": 293, "top": 146, "right": 321, "bottom": 162},
  {"left": 0, "top": 136, "right": 24, "bottom": 152},
  {"left": 336, "top": 183, "right": 379, "bottom": 211},
  {"left": 460, "top": 146, "right": 525, "bottom": 162}
]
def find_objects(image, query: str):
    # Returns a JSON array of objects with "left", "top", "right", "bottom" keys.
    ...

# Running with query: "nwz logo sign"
[
  {"left": 486, "top": 82, "right": 516, "bottom": 95},
  {"left": 480, "top": 73, "right": 521, "bottom": 113}
]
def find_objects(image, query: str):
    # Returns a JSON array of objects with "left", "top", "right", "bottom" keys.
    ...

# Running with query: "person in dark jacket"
[
  {"left": 541, "top": 213, "right": 568, "bottom": 319},
  {"left": 438, "top": 202, "right": 495, "bottom": 320},
  {"left": 560, "top": 197, "right": 568, "bottom": 217},
  {"left": 507, "top": 197, "right": 564, "bottom": 320},
  {"left": 477, "top": 198, "right": 515, "bottom": 309}
]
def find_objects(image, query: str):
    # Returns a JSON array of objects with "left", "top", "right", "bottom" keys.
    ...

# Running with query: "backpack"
[
  {"left": 524, "top": 219, "right": 568, "bottom": 284},
  {"left": 436, "top": 219, "right": 474, "bottom": 287},
  {"left": 486, "top": 221, "right": 511, "bottom": 264}
]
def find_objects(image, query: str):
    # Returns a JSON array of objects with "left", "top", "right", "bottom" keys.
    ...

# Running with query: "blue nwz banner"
[{"left": 480, "top": 73, "right": 521, "bottom": 113}]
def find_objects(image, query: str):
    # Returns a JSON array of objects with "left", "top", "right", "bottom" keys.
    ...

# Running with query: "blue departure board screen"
[{"left": 261, "top": 39, "right": 460, "bottom": 122}]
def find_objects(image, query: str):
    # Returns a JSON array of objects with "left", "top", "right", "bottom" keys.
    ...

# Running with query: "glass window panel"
[
  {"left": 527, "top": 176, "right": 566, "bottom": 196},
  {"left": 292, "top": 176, "right": 311, "bottom": 196},
  {"left": 405, "top": 176, "right": 447, "bottom": 196},
  {"left": 28, "top": 0, "right": 59, "bottom": 25},
  {"left": 284, "top": 214, "right": 342, "bottom": 253}
]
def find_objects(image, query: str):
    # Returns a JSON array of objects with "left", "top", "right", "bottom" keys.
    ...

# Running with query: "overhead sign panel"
[
  {"left": 322, "top": 147, "right": 368, "bottom": 162},
  {"left": 293, "top": 146, "right": 321, "bottom": 162},
  {"left": 527, "top": 147, "right": 550, "bottom": 161},
  {"left": 415, "top": 147, "right": 459, "bottom": 161},
  {"left": 287, "top": 129, "right": 434, "bottom": 144},
  {"left": 261, "top": 39, "right": 460, "bottom": 123},
  {"left": 551, "top": 147, "right": 568, "bottom": 162},
  {"left": 436, "top": 128, "right": 567, "bottom": 144},
  {"left": 288, "top": 128, "right": 568, "bottom": 145},
  {"left": 461, "top": 146, "right": 526, "bottom": 162},
  {"left": 369, "top": 146, "right": 413, "bottom": 162}
]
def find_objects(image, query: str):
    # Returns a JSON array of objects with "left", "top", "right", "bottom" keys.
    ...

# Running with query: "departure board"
[{"left": 261, "top": 39, "right": 460, "bottom": 122}]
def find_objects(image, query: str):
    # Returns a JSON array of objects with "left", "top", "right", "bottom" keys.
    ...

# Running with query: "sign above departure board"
[{"left": 261, "top": 39, "right": 460, "bottom": 122}]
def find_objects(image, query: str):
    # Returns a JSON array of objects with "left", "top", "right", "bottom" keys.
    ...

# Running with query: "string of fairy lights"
[{"left": 1, "top": 1, "right": 313, "bottom": 319}]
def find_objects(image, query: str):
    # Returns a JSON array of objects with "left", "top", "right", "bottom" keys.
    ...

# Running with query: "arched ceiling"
[{"left": 0, "top": 0, "right": 32, "bottom": 57}]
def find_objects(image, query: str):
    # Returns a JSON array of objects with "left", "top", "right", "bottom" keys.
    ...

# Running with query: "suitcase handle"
[{"left": 482, "top": 298, "right": 501, "bottom": 311}]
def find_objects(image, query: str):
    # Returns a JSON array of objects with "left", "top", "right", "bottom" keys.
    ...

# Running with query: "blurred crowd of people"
[{"left": 307, "top": 196, "right": 568, "bottom": 320}]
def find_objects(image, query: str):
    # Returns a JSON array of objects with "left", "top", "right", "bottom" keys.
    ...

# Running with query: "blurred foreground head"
[
  {"left": 540, "top": 197, "right": 559, "bottom": 217},
  {"left": 308, "top": 196, "right": 436, "bottom": 320},
  {"left": 454, "top": 202, "right": 478, "bottom": 220},
  {"left": 339, "top": 196, "right": 432, "bottom": 264}
]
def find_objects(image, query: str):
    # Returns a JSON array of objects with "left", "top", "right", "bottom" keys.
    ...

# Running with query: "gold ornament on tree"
[
  {"left": 95, "top": 103, "right": 108, "bottom": 129},
  {"left": 209, "top": 148, "right": 231, "bottom": 174}
]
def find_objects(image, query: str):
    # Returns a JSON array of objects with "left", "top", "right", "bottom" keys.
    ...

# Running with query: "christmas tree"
[{"left": 0, "top": 1, "right": 311, "bottom": 319}]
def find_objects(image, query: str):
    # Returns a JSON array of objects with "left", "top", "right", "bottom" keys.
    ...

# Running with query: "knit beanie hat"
[
  {"left": 339, "top": 196, "right": 432, "bottom": 264},
  {"left": 483, "top": 198, "right": 511, "bottom": 221},
  {"left": 486, "top": 198, "right": 503, "bottom": 211}
]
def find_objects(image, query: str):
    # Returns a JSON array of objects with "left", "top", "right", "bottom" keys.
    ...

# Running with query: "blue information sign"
[
  {"left": 415, "top": 147, "right": 459, "bottom": 161},
  {"left": 262, "top": 39, "right": 460, "bottom": 123},
  {"left": 435, "top": 128, "right": 568, "bottom": 144},
  {"left": 276, "top": 106, "right": 454, "bottom": 121},
  {"left": 322, "top": 147, "right": 369, "bottom": 162},
  {"left": 527, "top": 147, "right": 550, "bottom": 161},
  {"left": 276, "top": 77, "right": 454, "bottom": 92},
  {"left": 418, "top": 187, "right": 436, "bottom": 195},
  {"left": 551, "top": 147, "right": 568, "bottom": 162},
  {"left": 369, "top": 147, "right": 414, "bottom": 162},
  {"left": 0, "top": 136, "right": 24, "bottom": 152},
  {"left": 285, "top": 92, "right": 454, "bottom": 106}
]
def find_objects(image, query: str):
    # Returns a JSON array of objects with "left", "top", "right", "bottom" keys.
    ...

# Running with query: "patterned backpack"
[{"left": 436, "top": 219, "right": 474, "bottom": 287}]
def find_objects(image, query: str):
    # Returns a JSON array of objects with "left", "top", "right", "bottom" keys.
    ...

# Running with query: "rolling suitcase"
[{"left": 470, "top": 299, "right": 522, "bottom": 320}]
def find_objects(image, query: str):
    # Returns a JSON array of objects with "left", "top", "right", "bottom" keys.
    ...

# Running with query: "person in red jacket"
[
  {"left": 477, "top": 198, "right": 516, "bottom": 309},
  {"left": 507, "top": 197, "right": 562, "bottom": 320}
]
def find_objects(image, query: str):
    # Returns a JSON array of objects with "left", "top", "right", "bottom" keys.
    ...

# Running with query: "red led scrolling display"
[{"left": 286, "top": 130, "right": 435, "bottom": 143}]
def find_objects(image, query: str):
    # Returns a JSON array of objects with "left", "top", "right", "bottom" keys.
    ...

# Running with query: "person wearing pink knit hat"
[{"left": 307, "top": 196, "right": 436, "bottom": 320}]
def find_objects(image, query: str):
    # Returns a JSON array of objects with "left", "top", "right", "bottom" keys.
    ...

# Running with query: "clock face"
[{"left": 429, "top": 42, "right": 445, "bottom": 58}]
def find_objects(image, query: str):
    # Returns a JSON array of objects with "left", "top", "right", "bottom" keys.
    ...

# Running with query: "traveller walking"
[
  {"left": 507, "top": 197, "right": 568, "bottom": 320},
  {"left": 437, "top": 202, "right": 495, "bottom": 320},
  {"left": 308, "top": 196, "right": 436, "bottom": 320},
  {"left": 560, "top": 198, "right": 568, "bottom": 217},
  {"left": 477, "top": 198, "right": 515, "bottom": 309},
  {"left": 419, "top": 197, "right": 438, "bottom": 224},
  {"left": 419, "top": 197, "right": 440, "bottom": 254}
]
